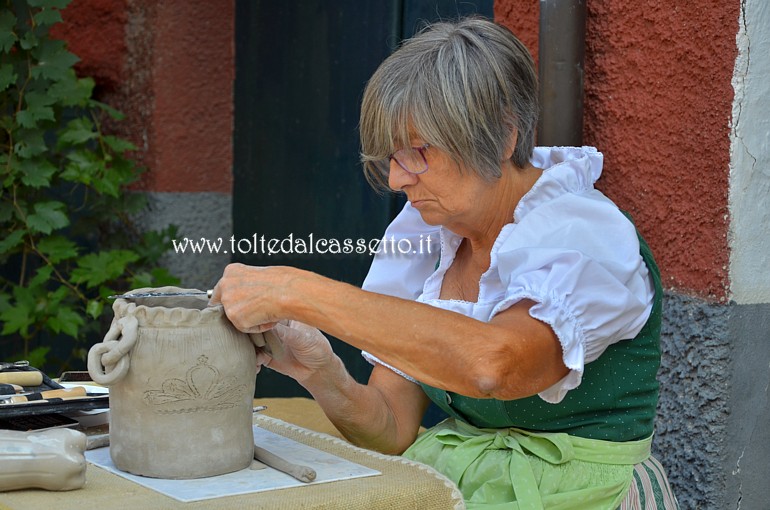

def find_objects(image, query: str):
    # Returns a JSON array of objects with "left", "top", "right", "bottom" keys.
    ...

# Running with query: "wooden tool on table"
[
  {"left": 0, "top": 383, "right": 24, "bottom": 395},
  {"left": 0, "top": 386, "right": 87, "bottom": 404},
  {"left": 253, "top": 443, "right": 317, "bottom": 483},
  {"left": 85, "top": 433, "right": 110, "bottom": 450},
  {"left": 0, "top": 371, "right": 44, "bottom": 387}
]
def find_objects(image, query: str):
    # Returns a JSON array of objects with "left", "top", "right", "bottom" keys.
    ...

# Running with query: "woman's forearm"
[
  {"left": 298, "top": 355, "right": 420, "bottom": 454},
  {"left": 289, "top": 273, "right": 482, "bottom": 389},
  {"left": 284, "top": 268, "right": 566, "bottom": 400}
]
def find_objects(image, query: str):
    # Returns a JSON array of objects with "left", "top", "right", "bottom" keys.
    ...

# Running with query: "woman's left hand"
[
  {"left": 259, "top": 321, "right": 338, "bottom": 384},
  {"left": 209, "top": 263, "right": 292, "bottom": 333}
]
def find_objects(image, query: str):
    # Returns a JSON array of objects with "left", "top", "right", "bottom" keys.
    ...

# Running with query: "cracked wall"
[
  {"left": 729, "top": 0, "right": 770, "bottom": 305},
  {"left": 724, "top": 2, "right": 770, "bottom": 508},
  {"left": 724, "top": 304, "right": 770, "bottom": 510}
]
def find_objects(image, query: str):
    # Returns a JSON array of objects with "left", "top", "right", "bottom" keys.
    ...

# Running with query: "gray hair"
[{"left": 360, "top": 17, "right": 539, "bottom": 191}]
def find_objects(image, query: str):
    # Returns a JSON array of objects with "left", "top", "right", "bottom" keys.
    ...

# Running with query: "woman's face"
[{"left": 388, "top": 140, "right": 494, "bottom": 227}]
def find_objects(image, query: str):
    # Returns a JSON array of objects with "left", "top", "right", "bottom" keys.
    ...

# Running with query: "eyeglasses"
[{"left": 388, "top": 143, "right": 431, "bottom": 175}]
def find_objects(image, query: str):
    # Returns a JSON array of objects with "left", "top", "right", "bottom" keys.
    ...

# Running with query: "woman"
[{"left": 211, "top": 17, "right": 677, "bottom": 509}]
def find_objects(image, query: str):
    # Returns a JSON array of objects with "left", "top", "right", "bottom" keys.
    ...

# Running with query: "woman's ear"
[{"left": 504, "top": 127, "right": 518, "bottom": 161}]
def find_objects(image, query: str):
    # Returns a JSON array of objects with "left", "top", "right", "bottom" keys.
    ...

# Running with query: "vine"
[{"left": 0, "top": 0, "right": 178, "bottom": 371}]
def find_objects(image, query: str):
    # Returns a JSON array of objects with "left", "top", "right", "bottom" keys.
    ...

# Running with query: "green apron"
[{"left": 404, "top": 419, "right": 651, "bottom": 509}]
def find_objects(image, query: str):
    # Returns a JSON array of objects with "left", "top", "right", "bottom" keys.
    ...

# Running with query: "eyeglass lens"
[{"left": 392, "top": 146, "right": 428, "bottom": 174}]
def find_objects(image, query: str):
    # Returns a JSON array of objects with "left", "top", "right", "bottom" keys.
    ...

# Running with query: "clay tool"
[
  {"left": 108, "top": 290, "right": 213, "bottom": 300},
  {"left": 249, "top": 459, "right": 268, "bottom": 471},
  {"left": 85, "top": 433, "right": 110, "bottom": 450},
  {"left": 0, "top": 371, "right": 43, "bottom": 386},
  {"left": 253, "top": 443, "right": 317, "bottom": 483},
  {"left": 0, "top": 361, "right": 30, "bottom": 370},
  {"left": 0, "top": 384, "right": 23, "bottom": 395},
  {"left": 0, "top": 386, "right": 87, "bottom": 404}
]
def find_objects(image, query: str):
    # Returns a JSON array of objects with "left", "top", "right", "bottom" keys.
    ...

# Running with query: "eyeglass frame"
[{"left": 387, "top": 143, "right": 431, "bottom": 175}]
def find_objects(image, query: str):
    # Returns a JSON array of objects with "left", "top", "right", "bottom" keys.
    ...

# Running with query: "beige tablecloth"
[{"left": 0, "top": 398, "right": 464, "bottom": 510}]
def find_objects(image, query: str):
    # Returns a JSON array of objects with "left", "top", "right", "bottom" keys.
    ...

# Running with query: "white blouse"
[{"left": 361, "top": 146, "right": 654, "bottom": 404}]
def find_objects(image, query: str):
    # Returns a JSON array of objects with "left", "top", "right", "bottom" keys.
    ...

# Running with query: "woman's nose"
[{"left": 388, "top": 159, "right": 419, "bottom": 191}]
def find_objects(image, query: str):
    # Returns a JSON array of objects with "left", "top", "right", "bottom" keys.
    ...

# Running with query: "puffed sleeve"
[{"left": 491, "top": 191, "right": 654, "bottom": 403}]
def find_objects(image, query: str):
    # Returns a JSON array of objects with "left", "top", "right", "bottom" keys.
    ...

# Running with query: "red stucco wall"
[
  {"left": 148, "top": 1, "right": 234, "bottom": 193},
  {"left": 495, "top": 1, "right": 738, "bottom": 300},
  {"left": 494, "top": 2, "right": 539, "bottom": 64},
  {"left": 50, "top": 0, "right": 127, "bottom": 95},
  {"left": 54, "top": 0, "right": 234, "bottom": 194}
]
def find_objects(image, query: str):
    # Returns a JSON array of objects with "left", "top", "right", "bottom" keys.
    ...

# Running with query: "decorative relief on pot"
[{"left": 143, "top": 355, "right": 248, "bottom": 414}]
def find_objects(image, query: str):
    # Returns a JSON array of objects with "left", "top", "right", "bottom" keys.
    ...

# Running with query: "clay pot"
[{"left": 87, "top": 287, "right": 261, "bottom": 479}]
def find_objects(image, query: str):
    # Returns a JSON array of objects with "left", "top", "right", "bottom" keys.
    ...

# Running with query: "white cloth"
[{"left": 361, "top": 146, "right": 654, "bottom": 403}]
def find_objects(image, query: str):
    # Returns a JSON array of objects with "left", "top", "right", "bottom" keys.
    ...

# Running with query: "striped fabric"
[{"left": 619, "top": 456, "right": 679, "bottom": 509}]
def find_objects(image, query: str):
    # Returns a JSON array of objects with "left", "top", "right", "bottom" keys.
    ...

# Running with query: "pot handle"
[{"left": 87, "top": 316, "right": 138, "bottom": 386}]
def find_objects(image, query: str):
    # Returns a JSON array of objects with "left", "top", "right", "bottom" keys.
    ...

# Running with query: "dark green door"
[{"left": 233, "top": 1, "right": 493, "bottom": 400}]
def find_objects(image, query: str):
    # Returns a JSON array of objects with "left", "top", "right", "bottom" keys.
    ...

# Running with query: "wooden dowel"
[
  {"left": 0, "top": 372, "right": 43, "bottom": 386},
  {"left": 0, "top": 387, "right": 87, "bottom": 404},
  {"left": 253, "top": 444, "right": 316, "bottom": 483}
]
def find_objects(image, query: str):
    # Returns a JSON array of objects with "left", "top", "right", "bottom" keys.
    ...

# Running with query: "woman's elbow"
[
  {"left": 466, "top": 361, "right": 521, "bottom": 399},
  {"left": 466, "top": 356, "right": 563, "bottom": 400}
]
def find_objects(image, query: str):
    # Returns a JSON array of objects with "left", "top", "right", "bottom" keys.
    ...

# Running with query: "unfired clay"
[
  {"left": 87, "top": 287, "right": 263, "bottom": 479},
  {"left": 0, "top": 428, "right": 87, "bottom": 491}
]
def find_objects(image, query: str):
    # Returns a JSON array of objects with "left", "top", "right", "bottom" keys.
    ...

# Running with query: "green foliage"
[{"left": 1, "top": 0, "right": 179, "bottom": 372}]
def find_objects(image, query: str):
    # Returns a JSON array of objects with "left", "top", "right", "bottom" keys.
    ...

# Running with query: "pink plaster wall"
[
  {"left": 495, "top": 0, "right": 738, "bottom": 300},
  {"left": 55, "top": 0, "right": 234, "bottom": 194}
]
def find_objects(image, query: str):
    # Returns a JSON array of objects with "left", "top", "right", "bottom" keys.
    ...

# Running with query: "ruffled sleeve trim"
[
  {"left": 361, "top": 351, "right": 419, "bottom": 384},
  {"left": 492, "top": 243, "right": 652, "bottom": 404},
  {"left": 490, "top": 289, "right": 587, "bottom": 404},
  {"left": 514, "top": 146, "right": 603, "bottom": 224}
]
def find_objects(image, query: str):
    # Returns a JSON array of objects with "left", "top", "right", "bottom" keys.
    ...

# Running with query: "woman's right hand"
[{"left": 258, "top": 321, "right": 337, "bottom": 384}]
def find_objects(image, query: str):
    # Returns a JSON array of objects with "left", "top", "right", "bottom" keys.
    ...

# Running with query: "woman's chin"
[{"left": 413, "top": 208, "right": 442, "bottom": 226}]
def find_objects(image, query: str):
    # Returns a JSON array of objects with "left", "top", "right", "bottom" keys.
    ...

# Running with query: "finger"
[
  {"left": 255, "top": 349, "right": 273, "bottom": 367},
  {"left": 281, "top": 320, "right": 323, "bottom": 341},
  {"left": 248, "top": 332, "right": 266, "bottom": 348},
  {"left": 263, "top": 328, "right": 285, "bottom": 359},
  {"left": 208, "top": 282, "right": 222, "bottom": 306},
  {"left": 270, "top": 323, "right": 300, "bottom": 345},
  {"left": 291, "top": 321, "right": 317, "bottom": 335},
  {"left": 249, "top": 322, "right": 277, "bottom": 334}
]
